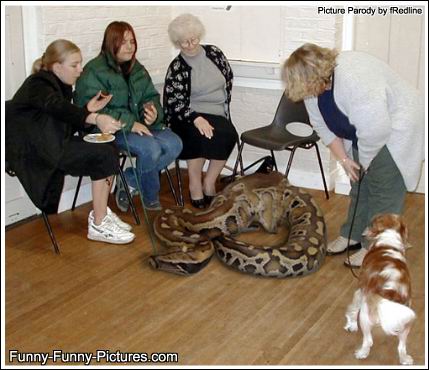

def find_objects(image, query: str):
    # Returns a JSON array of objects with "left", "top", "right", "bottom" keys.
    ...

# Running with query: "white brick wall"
[
  {"left": 37, "top": 6, "right": 172, "bottom": 77},
  {"left": 283, "top": 6, "right": 336, "bottom": 58}
]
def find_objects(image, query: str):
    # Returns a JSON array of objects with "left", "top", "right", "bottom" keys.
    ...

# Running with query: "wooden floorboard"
[{"left": 4, "top": 172, "right": 426, "bottom": 366}]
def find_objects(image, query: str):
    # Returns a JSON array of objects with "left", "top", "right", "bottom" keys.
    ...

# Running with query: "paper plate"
[
  {"left": 285, "top": 122, "right": 314, "bottom": 137},
  {"left": 83, "top": 133, "right": 115, "bottom": 143}
]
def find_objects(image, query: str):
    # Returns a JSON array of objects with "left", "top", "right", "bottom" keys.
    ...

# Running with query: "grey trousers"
[{"left": 340, "top": 145, "right": 407, "bottom": 245}]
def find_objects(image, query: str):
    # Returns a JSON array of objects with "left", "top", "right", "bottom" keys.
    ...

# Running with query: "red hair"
[{"left": 101, "top": 21, "right": 137, "bottom": 74}]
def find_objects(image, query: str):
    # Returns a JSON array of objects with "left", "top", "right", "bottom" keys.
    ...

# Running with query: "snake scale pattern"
[{"left": 149, "top": 172, "right": 326, "bottom": 278}]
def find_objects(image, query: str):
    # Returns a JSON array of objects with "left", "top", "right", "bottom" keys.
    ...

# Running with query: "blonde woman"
[
  {"left": 6, "top": 39, "right": 135, "bottom": 244},
  {"left": 283, "top": 43, "right": 424, "bottom": 267},
  {"left": 164, "top": 13, "right": 238, "bottom": 209}
]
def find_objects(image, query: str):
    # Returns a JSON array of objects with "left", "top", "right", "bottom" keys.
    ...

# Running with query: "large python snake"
[{"left": 149, "top": 172, "right": 326, "bottom": 277}]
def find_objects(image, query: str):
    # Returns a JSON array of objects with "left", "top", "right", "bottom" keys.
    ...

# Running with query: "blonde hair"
[
  {"left": 282, "top": 43, "right": 338, "bottom": 102},
  {"left": 167, "top": 13, "right": 205, "bottom": 46},
  {"left": 32, "top": 39, "right": 81, "bottom": 74}
]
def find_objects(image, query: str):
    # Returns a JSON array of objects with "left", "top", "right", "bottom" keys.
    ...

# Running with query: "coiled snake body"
[{"left": 150, "top": 172, "right": 326, "bottom": 277}]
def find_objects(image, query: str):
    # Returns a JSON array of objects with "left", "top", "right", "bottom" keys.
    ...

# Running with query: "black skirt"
[
  {"left": 172, "top": 113, "right": 238, "bottom": 160},
  {"left": 58, "top": 137, "right": 119, "bottom": 180}
]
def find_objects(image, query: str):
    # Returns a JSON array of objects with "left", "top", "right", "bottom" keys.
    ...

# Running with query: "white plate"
[
  {"left": 83, "top": 133, "right": 115, "bottom": 143},
  {"left": 285, "top": 122, "right": 314, "bottom": 137}
]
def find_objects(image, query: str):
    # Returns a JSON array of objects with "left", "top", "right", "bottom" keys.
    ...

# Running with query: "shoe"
[
  {"left": 189, "top": 192, "right": 206, "bottom": 209},
  {"left": 107, "top": 207, "right": 132, "bottom": 231},
  {"left": 204, "top": 194, "right": 215, "bottom": 206},
  {"left": 344, "top": 248, "right": 367, "bottom": 268},
  {"left": 189, "top": 191, "right": 206, "bottom": 209},
  {"left": 115, "top": 176, "right": 130, "bottom": 212},
  {"left": 191, "top": 198, "right": 205, "bottom": 209},
  {"left": 115, "top": 176, "right": 138, "bottom": 213},
  {"left": 327, "top": 236, "right": 361, "bottom": 255},
  {"left": 143, "top": 200, "right": 162, "bottom": 211},
  {"left": 88, "top": 214, "right": 135, "bottom": 244},
  {"left": 89, "top": 208, "right": 132, "bottom": 231}
]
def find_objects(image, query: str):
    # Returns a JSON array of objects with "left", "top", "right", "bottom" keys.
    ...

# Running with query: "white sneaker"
[
  {"left": 107, "top": 207, "right": 133, "bottom": 231},
  {"left": 344, "top": 248, "right": 367, "bottom": 268},
  {"left": 88, "top": 214, "right": 135, "bottom": 244},
  {"left": 89, "top": 208, "right": 132, "bottom": 231},
  {"left": 327, "top": 236, "right": 360, "bottom": 255}
]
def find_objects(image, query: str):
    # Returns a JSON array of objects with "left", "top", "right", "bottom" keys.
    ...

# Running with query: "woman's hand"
[
  {"left": 143, "top": 102, "right": 158, "bottom": 126},
  {"left": 87, "top": 91, "right": 113, "bottom": 112},
  {"left": 132, "top": 121, "right": 153, "bottom": 136},
  {"left": 95, "top": 114, "right": 122, "bottom": 134},
  {"left": 341, "top": 157, "right": 362, "bottom": 182},
  {"left": 194, "top": 116, "right": 214, "bottom": 139}
]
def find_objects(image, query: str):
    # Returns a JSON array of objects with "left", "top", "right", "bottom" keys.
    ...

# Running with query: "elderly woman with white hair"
[{"left": 164, "top": 13, "right": 238, "bottom": 209}]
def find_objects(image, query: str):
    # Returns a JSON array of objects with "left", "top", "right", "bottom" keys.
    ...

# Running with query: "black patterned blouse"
[{"left": 163, "top": 44, "right": 233, "bottom": 126}]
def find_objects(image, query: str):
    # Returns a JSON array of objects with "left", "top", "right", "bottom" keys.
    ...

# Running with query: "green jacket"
[{"left": 75, "top": 52, "right": 164, "bottom": 132}]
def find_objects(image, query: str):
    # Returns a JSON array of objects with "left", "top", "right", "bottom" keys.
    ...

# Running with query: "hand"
[
  {"left": 131, "top": 121, "right": 153, "bottom": 136},
  {"left": 194, "top": 116, "right": 214, "bottom": 139},
  {"left": 87, "top": 91, "right": 113, "bottom": 112},
  {"left": 95, "top": 114, "right": 122, "bottom": 134},
  {"left": 143, "top": 102, "right": 158, "bottom": 126},
  {"left": 341, "top": 157, "right": 361, "bottom": 182}
]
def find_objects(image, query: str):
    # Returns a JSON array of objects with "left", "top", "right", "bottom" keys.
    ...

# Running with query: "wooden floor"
[{"left": 5, "top": 172, "right": 426, "bottom": 366}]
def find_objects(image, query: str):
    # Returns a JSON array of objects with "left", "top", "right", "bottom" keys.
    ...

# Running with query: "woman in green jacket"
[{"left": 75, "top": 21, "right": 182, "bottom": 211}]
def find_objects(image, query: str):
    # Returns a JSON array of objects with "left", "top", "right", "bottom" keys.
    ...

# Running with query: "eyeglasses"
[{"left": 179, "top": 37, "right": 200, "bottom": 48}]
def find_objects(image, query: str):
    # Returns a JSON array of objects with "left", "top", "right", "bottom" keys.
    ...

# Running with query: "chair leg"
[
  {"left": 237, "top": 140, "right": 244, "bottom": 176},
  {"left": 165, "top": 167, "right": 180, "bottom": 206},
  {"left": 175, "top": 159, "right": 184, "bottom": 207},
  {"left": 42, "top": 212, "right": 60, "bottom": 254},
  {"left": 270, "top": 151, "right": 278, "bottom": 172},
  {"left": 71, "top": 176, "right": 83, "bottom": 211},
  {"left": 315, "top": 143, "right": 330, "bottom": 199},
  {"left": 285, "top": 146, "right": 298, "bottom": 178},
  {"left": 232, "top": 141, "right": 245, "bottom": 177},
  {"left": 120, "top": 154, "right": 127, "bottom": 169},
  {"left": 114, "top": 154, "right": 128, "bottom": 193},
  {"left": 118, "top": 167, "right": 140, "bottom": 225}
]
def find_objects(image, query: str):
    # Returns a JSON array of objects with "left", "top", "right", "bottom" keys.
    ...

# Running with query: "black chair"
[
  {"left": 71, "top": 150, "right": 181, "bottom": 217},
  {"left": 5, "top": 161, "right": 60, "bottom": 254},
  {"left": 232, "top": 93, "right": 329, "bottom": 199}
]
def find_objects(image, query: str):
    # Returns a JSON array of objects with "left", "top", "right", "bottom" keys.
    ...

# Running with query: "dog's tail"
[{"left": 378, "top": 298, "right": 416, "bottom": 336}]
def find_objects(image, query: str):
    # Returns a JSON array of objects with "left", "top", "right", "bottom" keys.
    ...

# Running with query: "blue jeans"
[{"left": 115, "top": 128, "right": 182, "bottom": 204}]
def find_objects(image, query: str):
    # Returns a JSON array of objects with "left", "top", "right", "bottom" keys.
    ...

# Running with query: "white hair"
[{"left": 168, "top": 13, "right": 205, "bottom": 46}]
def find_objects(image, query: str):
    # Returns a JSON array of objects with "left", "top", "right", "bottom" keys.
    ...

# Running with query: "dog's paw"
[
  {"left": 400, "top": 354, "right": 413, "bottom": 365},
  {"left": 344, "top": 321, "right": 358, "bottom": 332},
  {"left": 355, "top": 347, "right": 370, "bottom": 359}
]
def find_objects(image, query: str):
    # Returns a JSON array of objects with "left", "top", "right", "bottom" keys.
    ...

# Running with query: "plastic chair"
[{"left": 232, "top": 93, "right": 329, "bottom": 199}]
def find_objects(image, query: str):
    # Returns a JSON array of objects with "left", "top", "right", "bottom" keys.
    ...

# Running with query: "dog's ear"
[
  {"left": 396, "top": 215, "right": 409, "bottom": 245},
  {"left": 366, "top": 214, "right": 385, "bottom": 238}
]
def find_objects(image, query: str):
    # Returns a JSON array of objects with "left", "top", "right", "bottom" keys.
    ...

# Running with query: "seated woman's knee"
[{"left": 92, "top": 144, "right": 119, "bottom": 170}]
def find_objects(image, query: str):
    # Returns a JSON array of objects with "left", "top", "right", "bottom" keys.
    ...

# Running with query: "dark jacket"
[
  {"left": 74, "top": 52, "right": 164, "bottom": 132},
  {"left": 5, "top": 70, "right": 89, "bottom": 213},
  {"left": 163, "top": 44, "right": 233, "bottom": 126}
]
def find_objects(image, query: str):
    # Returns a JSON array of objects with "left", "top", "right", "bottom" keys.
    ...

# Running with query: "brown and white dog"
[{"left": 344, "top": 214, "right": 415, "bottom": 365}]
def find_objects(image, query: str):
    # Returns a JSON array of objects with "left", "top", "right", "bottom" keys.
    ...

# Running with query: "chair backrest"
[{"left": 271, "top": 92, "right": 310, "bottom": 128}]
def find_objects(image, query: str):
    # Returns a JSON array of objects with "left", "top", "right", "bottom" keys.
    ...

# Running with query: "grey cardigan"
[{"left": 304, "top": 51, "right": 424, "bottom": 191}]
